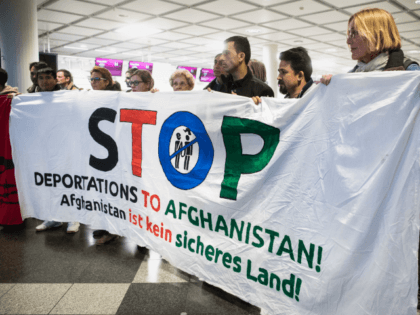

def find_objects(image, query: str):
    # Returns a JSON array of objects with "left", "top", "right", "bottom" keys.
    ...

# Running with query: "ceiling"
[{"left": 37, "top": 0, "right": 420, "bottom": 75}]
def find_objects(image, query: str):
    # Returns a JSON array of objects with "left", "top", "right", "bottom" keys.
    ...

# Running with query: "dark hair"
[
  {"left": 57, "top": 69, "right": 73, "bottom": 83},
  {"left": 126, "top": 68, "right": 137, "bottom": 76},
  {"left": 224, "top": 36, "right": 251, "bottom": 65},
  {"left": 37, "top": 67, "right": 57, "bottom": 79},
  {"left": 29, "top": 61, "right": 48, "bottom": 71},
  {"left": 279, "top": 47, "right": 312, "bottom": 82},
  {"left": 131, "top": 69, "right": 154, "bottom": 90},
  {"left": 248, "top": 59, "right": 267, "bottom": 82},
  {"left": 0, "top": 68, "right": 8, "bottom": 86},
  {"left": 112, "top": 81, "right": 122, "bottom": 91}
]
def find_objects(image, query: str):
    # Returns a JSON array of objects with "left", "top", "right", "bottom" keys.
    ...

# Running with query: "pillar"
[
  {"left": 0, "top": 0, "right": 39, "bottom": 93},
  {"left": 263, "top": 44, "right": 279, "bottom": 98}
]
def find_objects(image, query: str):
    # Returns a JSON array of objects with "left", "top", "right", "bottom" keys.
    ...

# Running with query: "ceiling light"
[
  {"left": 326, "top": 48, "right": 337, "bottom": 52},
  {"left": 64, "top": 46, "right": 87, "bottom": 50},
  {"left": 115, "top": 24, "right": 162, "bottom": 37},
  {"left": 246, "top": 29, "right": 262, "bottom": 34},
  {"left": 408, "top": 50, "right": 420, "bottom": 53},
  {"left": 415, "top": 0, "right": 420, "bottom": 4}
]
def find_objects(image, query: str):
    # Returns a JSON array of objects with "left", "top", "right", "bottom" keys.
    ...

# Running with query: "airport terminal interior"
[{"left": 1, "top": 0, "right": 420, "bottom": 314}]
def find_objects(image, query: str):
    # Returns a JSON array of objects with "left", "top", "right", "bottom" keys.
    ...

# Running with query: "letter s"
[{"left": 89, "top": 107, "right": 118, "bottom": 172}]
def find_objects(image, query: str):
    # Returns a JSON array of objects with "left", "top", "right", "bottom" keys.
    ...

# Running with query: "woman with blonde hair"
[
  {"left": 169, "top": 69, "right": 195, "bottom": 91},
  {"left": 322, "top": 8, "right": 419, "bottom": 84}
]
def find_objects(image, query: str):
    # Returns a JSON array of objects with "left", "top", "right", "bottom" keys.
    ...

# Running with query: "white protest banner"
[{"left": 9, "top": 72, "right": 420, "bottom": 315}]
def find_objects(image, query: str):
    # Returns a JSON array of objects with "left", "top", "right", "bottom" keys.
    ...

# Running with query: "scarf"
[{"left": 353, "top": 53, "right": 389, "bottom": 72}]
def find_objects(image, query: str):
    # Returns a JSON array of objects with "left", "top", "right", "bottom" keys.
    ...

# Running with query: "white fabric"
[{"left": 9, "top": 72, "right": 420, "bottom": 315}]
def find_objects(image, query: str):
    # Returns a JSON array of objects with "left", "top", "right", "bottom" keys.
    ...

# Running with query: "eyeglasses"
[
  {"left": 347, "top": 29, "right": 359, "bottom": 39},
  {"left": 90, "top": 77, "right": 107, "bottom": 82},
  {"left": 173, "top": 81, "right": 187, "bottom": 87},
  {"left": 129, "top": 80, "right": 145, "bottom": 86}
]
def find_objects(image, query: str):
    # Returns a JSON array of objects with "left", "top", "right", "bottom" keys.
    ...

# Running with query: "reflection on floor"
[{"left": 0, "top": 218, "right": 261, "bottom": 315}]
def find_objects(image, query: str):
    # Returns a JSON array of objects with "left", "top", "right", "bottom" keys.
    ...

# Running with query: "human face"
[
  {"left": 38, "top": 73, "right": 57, "bottom": 91},
  {"left": 30, "top": 66, "right": 37, "bottom": 84},
  {"left": 125, "top": 72, "right": 131, "bottom": 88},
  {"left": 221, "top": 41, "right": 243, "bottom": 74},
  {"left": 347, "top": 20, "right": 371, "bottom": 63},
  {"left": 56, "top": 71, "right": 68, "bottom": 85},
  {"left": 130, "top": 74, "right": 150, "bottom": 92},
  {"left": 90, "top": 72, "right": 109, "bottom": 90},
  {"left": 172, "top": 75, "right": 190, "bottom": 91},
  {"left": 213, "top": 55, "right": 226, "bottom": 78},
  {"left": 277, "top": 60, "right": 302, "bottom": 96}
]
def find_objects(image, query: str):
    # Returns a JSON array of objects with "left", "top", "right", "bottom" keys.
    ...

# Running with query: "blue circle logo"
[{"left": 158, "top": 112, "right": 214, "bottom": 190}]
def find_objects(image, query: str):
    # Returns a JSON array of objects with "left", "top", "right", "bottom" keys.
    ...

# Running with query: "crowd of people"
[
  {"left": 1, "top": 7, "right": 419, "bottom": 238},
  {"left": 1, "top": 6, "right": 420, "bottom": 312},
  {"left": 2, "top": 8, "right": 419, "bottom": 103}
]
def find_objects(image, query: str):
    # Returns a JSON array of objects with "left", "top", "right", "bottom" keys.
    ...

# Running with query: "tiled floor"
[{"left": 0, "top": 218, "right": 261, "bottom": 315}]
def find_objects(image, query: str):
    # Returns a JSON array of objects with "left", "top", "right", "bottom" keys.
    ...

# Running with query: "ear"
[
  {"left": 297, "top": 71, "right": 305, "bottom": 82},
  {"left": 238, "top": 52, "right": 246, "bottom": 63}
]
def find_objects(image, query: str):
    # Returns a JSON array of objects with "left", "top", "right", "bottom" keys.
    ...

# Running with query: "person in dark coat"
[{"left": 218, "top": 36, "right": 274, "bottom": 98}]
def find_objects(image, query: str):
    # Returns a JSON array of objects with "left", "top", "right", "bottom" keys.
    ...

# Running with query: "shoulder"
[{"left": 250, "top": 77, "right": 274, "bottom": 97}]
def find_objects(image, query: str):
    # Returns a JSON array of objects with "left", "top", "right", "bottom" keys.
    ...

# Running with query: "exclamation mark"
[
  {"left": 295, "top": 278, "right": 302, "bottom": 302},
  {"left": 315, "top": 246, "right": 323, "bottom": 272}
]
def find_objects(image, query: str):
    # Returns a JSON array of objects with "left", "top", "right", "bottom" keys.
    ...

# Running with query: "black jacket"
[
  {"left": 204, "top": 78, "right": 224, "bottom": 92},
  {"left": 27, "top": 84, "right": 37, "bottom": 93},
  {"left": 220, "top": 67, "right": 274, "bottom": 98}
]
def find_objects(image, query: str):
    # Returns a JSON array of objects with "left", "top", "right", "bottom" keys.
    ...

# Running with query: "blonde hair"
[
  {"left": 348, "top": 8, "right": 401, "bottom": 53},
  {"left": 169, "top": 69, "right": 195, "bottom": 90}
]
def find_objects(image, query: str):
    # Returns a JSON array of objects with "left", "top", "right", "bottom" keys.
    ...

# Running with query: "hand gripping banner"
[{"left": 9, "top": 72, "right": 420, "bottom": 315}]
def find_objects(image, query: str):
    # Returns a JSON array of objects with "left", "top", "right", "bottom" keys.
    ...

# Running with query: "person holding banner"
[
  {"left": 129, "top": 69, "right": 154, "bottom": 92},
  {"left": 321, "top": 8, "right": 420, "bottom": 85},
  {"left": 90, "top": 66, "right": 121, "bottom": 91},
  {"left": 36, "top": 68, "right": 61, "bottom": 92},
  {"left": 0, "top": 68, "right": 19, "bottom": 95},
  {"left": 88, "top": 66, "right": 121, "bottom": 244},
  {"left": 170, "top": 69, "right": 195, "bottom": 91},
  {"left": 219, "top": 36, "right": 274, "bottom": 98}
]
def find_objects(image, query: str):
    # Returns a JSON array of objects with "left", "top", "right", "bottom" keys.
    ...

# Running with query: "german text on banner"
[
  {"left": 0, "top": 95, "right": 22, "bottom": 225},
  {"left": 9, "top": 72, "right": 420, "bottom": 315}
]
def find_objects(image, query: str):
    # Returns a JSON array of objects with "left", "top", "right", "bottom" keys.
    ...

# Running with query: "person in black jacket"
[
  {"left": 218, "top": 36, "right": 274, "bottom": 98},
  {"left": 204, "top": 53, "right": 227, "bottom": 92}
]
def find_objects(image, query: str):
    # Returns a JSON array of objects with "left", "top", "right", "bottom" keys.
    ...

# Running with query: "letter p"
[{"left": 220, "top": 116, "right": 280, "bottom": 200}]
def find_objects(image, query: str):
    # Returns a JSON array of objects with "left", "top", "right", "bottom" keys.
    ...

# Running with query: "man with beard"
[
  {"left": 204, "top": 53, "right": 227, "bottom": 92},
  {"left": 218, "top": 36, "right": 274, "bottom": 98},
  {"left": 278, "top": 47, "right": 314, "bottom": 99}
]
